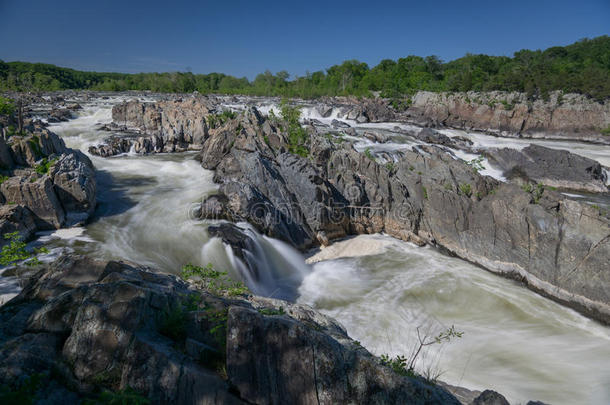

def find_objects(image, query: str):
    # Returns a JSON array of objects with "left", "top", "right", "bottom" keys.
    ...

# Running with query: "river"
[{"left": 39, "top": 96, "right": 610, "bottom": 405}]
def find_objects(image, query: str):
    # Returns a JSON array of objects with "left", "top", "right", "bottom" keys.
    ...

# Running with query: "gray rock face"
[
  {"left": 485, "top": 144, "right": 609, "bottom": 193},
  {"left": 0, "top": 126, "right": 96, "bottom": 241},
  {"left": 50, "top": 151, "right": 97, "bottom": 224},
  {"left": 0, "top": 176, "right": 65, "bottom": 229},
  {"left": 406, "top": 91, "right": 610, "bottom": 143},
  {"left": 0, "top": 254, "right": 461, "bottom": 404}
]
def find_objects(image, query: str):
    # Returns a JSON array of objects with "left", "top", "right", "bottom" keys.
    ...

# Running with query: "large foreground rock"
[{"left": 0, "top": 255, "right": 462, "bottom": 404}]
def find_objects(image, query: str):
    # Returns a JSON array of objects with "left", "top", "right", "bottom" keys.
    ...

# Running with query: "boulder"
[
  {"left": 50, "top": 150, "right": 96, "bottom": 225},
  {"left": 485, "top": 144, "right": 609, "bottom": 193},
  {"left": 0, "top": 176, "right": 65, "bottom": 230}
]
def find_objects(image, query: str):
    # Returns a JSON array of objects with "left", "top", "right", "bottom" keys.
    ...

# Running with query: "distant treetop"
[{"left": 1, "top": 36, "right": 609, "bottom": 101}]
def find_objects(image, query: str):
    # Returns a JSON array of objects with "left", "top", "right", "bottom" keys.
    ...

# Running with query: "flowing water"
[{"left": 29, "top": 97, "right": 610, "bottom": 404}]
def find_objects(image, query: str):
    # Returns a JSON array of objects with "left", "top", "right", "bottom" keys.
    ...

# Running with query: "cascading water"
[{"left": 34, "top": 96, "right": 610, "bottom": 405}]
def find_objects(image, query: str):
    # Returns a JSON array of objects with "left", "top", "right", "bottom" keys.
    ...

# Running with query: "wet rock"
[
  {"left": 0, "top": 205, "right": 37, "bottom": 242},
  {"left": 0, "top": 175, "right": 65, "bottom": 230},
  {"left": 485, "top": 144, "right": 609, "bottom": 193},
  {"left": 331, "top": 119, "right": 351, "bottom": 129},
  {"left": 50, "top": 150, "right": 96, "bottom": 225},
  {"left": 0, "top": 255, "right": 463, "bottom": 404},
  {"left": 472, "top": 390, "right": 510, "bottom": 405},
  {"left": 316, "top": 104, "right": 333, "bottom": 118}
]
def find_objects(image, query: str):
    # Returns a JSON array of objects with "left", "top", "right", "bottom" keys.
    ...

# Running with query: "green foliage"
[
  {"left": 83, "top": 387, "right": 150, "bottom": 405},
  {"left": 422, "top": 186, "right": 428, "bottom": 200},
  {"left": 0, "top": 175, "right": 9, "bottom": 184},
  {"left": 380, "top": 354, "right": 418, "bottom": 378},
  {"left": 459, "top": 183, "right": 472, "bottom": 197},
  {"left": 0, "top": 373, "right": 45, "bottom": 405},
  {"left": 258, "top": 306, "right": 285, "bottom": 316},
  {"left": 466, "top": 156, "right": 485, "bottom": 173},
  {"left": 364, "top": 147, "right": 375, "bottom": 160},
  {"left": 3, "top": 36, "right": 608, "bottom": 99},
  {"left": 206, "top": 110, "right": 236, "bottom": 129},
  {"left": 385, "top": 161, "right": 395, "bottom": 172},
  {"left": 34, "top": 157, "right": 57, "bottom": 175},
  {"left": 0, "top": 97, "right": 15, "bottom": 116},
  {"left": 600, "top": 127, "right": 610, "bottom": 136},
  {"left": 381, "top": 325, "right": 463, "bottom": 382},
  {"left": 280, "top": 100, "right": 309, "bottom": 157},
  {"left": 180, "top": 263, "right": 248, "bottom": 296},
  {"left": 521, "top": 182, "right": 545, "bottom": 203},
  {"left": 0, "top": 232, "right": 48, "bottom": 266}
]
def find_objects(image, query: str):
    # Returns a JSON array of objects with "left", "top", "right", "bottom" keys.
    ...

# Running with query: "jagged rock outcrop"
[
  {"left": 485, "top": 144, "right": 609, "bottom": 193},
  {"left": 90, "top": 98, "right": 215, "bottom": 156},
  {"left": 0, "top": 254, "right": 462, "bottom": 404},
  {"left": 192, "top": 110, "right": 610, "bottom": 324},
  {"left": 405, "top": 91, "right": 610, "bottom": 143},
  {"left": 0, "top": 123, "right": 96, "bottom": 242}
]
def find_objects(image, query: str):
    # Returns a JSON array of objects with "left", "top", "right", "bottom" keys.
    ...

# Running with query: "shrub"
[
  {"left": 459, "top": 183, "right": 472, "bottom": 197},
  {"left": 600, "top": 127, "right": 610, "bottom": 136},
  {"left": 0, "top": 232, "right": 48, "bottom": 266},
  {"left": 466, "top": 156, "right": 485, "bottom": 173},
  {"left": 364, "top": 147, "right": 375, "bottom": 160},
  {"left": 0, "top": 373, "right": 45, "bottom": 404},
  {"left": 34, "top": 157, "right": 58, "bottom": 175},
  {"left": 0, "top": 97, "right": 14, "bottom": 116},
  {"left": 180, "top": 263, "right": 248, "bottom": 296},
  {"left": 280, "top": 100, "right": 309, "bottom": 157},
  {"left": 380, "top": 325, "right": 463, "bottom": 383}
]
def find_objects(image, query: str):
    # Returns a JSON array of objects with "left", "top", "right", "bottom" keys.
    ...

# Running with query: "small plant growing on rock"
[
  {"left": 385, "top": 161, "right": 395, "bottom": 172},
  {"left": 381, "top": 325, "right": 463, "bottom": 383},
  {"left": 364, "top": 147, "right": 375, "bottom": 161},
  {"left": 466, "top": 156, "right": 485, "bottom": 173},
  {"left": 181, "top": 263, "right": 249, "bottom": 297},
  {"left": 34, "top": 157, "right": 58, "bottom": 175},
  {"left": 0, "top": 232, "right": 48, "bottom": 266},
  {"left": 83, "top": 387, "right": 150, "bottom": 405},
  {"left": 258, "top": 306, "right": 285, "bottom": 316},
  {"left": 459, "top": 183, "right": 472, "bottom": 197},
  {"left": 422, "top": 186, "right": 428, "bottom": 199},
  {"left": 280, "top": 100, "right": 309, "bottom": 158},
  {"left": 600, "top": 126, "right": 610, "bottom": 136}
]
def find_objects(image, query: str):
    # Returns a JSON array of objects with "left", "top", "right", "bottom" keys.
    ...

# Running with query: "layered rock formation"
[
  {"left": 90, "top": 98, "right": 214, "bottom": 156},
  {"left": 0, "top": 121, "right": 96, "bottom": 243},
  {"left": 311, "top": 91, "right": 610, "bottom": 143},
  {"left": 0, "top": 254, "right": 467, "bottom": 404}
]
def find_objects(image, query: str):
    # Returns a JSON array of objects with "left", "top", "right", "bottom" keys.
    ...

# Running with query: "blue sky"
[{"left": 1, "top": 0, "right": 608, "bottom": 79}]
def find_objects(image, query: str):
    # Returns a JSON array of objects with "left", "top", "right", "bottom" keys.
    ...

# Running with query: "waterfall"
[{"left": 203, "top": 223, "right": 311, "bottom": 301}]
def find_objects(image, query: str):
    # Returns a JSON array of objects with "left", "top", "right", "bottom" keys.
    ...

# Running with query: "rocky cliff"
[
  {"left": 0, "top": 120, "right": 96, "bottom": 244},
  {"left": 0, "top": 254, "right": 475, "bottom": 404},
  {"left": 405, "top": 91, "right": 610, "bottom": 143}
]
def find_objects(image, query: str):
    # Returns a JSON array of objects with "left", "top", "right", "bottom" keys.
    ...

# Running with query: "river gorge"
[{"left": 2, "top": 93, "right": 600, "bottom": 404}]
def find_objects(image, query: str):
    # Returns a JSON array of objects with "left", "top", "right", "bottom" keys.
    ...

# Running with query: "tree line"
[{"left": 1, "top": 36, "right": 608, "bottom": 101}]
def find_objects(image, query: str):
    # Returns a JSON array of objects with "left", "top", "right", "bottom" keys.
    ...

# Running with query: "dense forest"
[{"left": 1, "top": 36, "right": 609, "bottom": 101}]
